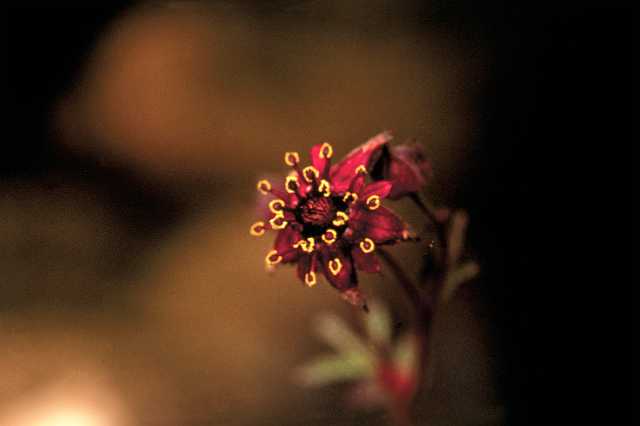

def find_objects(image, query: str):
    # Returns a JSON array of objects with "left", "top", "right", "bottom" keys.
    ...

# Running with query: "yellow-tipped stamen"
[
  {"left": 265, "top": 250, "right": 282, "bottom": 266},
  {"left": 342, "top": 192, "right": 358, "bottom": 204},
  {"left": 318, "top": 179, "right": 331, "bottom": 197},
  {"left": 257, "top": 179, "right": 272, "bottom": 195},
  {"left": 268, "top": 199, "right": 286, "bottom": 215},
  {"left": 293, "top": 237, "right": 315, "bottom": 253},
  {"left": 269, "top": 215, "right": 288, "bottom": 230},
  {"left": 304, "top": 271, "right": 317, "bottom": 287},
  {"left": 332, "top": 211, "right": 349, "bottom": 227},
  {"left": 302, "top": 165, "right": 320, "bottom": 183},
  {"left": 365, "top": 194, "right": 381, "bottom": 210},
  {"left": 285, "top": 175, "right": 299, "bottom": 194},
  {"left": 355, "top": 165, "right": 367, "bottom": 175},
  {"left": 250, "top": 221, "right": 266, "bottom": 236},
  {"left": 284, "top": 151, "right": 300, "bottom": 166},
  {"left": 319, "top": 143, "right": 333, "bottom": 159},
  {"left": 359, "top": 238, "right": 376, "bottom": 253},
  {"left": 321, "top": 229, "right": 337, "bottom": 245},
  {"left": 303, "top": 237, "right": 315, "bottom": 253},
  {"left": 328, "top": 258, "right": 343, "bottom": 276}
]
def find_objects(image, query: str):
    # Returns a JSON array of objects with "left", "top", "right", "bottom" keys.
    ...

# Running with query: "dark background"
[
  {"left": 3, "top": 1, "right": 632, "bottom": 425},
  {"left": 458, "top": 3, "right": 631, "bottom": 425}
]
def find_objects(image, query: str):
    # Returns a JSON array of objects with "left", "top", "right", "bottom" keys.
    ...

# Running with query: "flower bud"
[{"left": 371, "top": 144, "right": 432, "bottom": 200}]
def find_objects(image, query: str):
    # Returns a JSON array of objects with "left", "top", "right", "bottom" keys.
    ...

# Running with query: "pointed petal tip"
[{"left": 341, "top": 287, "right": 367, "bottom": 308}]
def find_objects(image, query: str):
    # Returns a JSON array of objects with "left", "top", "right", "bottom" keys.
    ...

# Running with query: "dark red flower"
[
  {"left": 250, "top": 132, "right": 410, "bottom": 306},
  {"left": 370, "top": 143, "right": 432, "bottom": 200}
]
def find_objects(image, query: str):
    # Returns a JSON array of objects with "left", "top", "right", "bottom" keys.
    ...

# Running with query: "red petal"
[
  {"left": 349, "top": 206, "right": 407, "bottom": 244},
  {"left": 359, "top": 180, "right": 393, "bottom": 200},
  {"left": 296, "top": 252, "right": 318, "bottom": 283},
  {"left": 294, "top": 171, "right": 312, "bottom": 198},
  {"left": 274, "top": 227, "right": 302, "bottom": 263},
  {"left": 349, "top": 172, "right": 366, "bottom": 194},
  {"left": 319, "top": 246, "right": 357, "bottom": 291},
  {"left": 352, "top": 246, "right": 381, "bottom": 273},
  {"left": 329, "top": 131, "right": 392, "bottom": 193}
]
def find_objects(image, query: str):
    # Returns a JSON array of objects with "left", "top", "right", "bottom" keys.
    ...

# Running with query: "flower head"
[{"left": 250, "top": 132, "right": 410, "bottom": 306}]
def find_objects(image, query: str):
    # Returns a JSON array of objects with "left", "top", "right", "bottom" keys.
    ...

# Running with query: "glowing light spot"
[
  {"left": 328, "top": 258, "right": 343, "bottom": 276},
  {"left": 257, "top": 179, "right": 272, "bottom": 194},
  {"left": 359, "top": 238, "right": 375, "bottom": 253},
  {"left": 268, "top": 199, "right": 286, "bottom": 214},
  {"left": 365, "top": 194, "right": 381, "bottom": 210},
  {"left": 269, "top": 215, "right": 288, "bottom": 230},
  {"left": 39, "top": 409, "right": 103, "bottom": 426},
  {"left": 355, "top": 165, "right": 367, "bottom": 175},
  {"left": 318, "top": 179, "right": 331, "bottom": 197},
  {"left": 402, "top": 230, "right": 410, "bottom": 240},
  {"left": 285, "top": 175, "right": 299, "bottom": 193},
  {"left": 302, "top": 166, "right": 320, "bottom": 183},
  {"left": 250, "top": 221, "right": 265, "bottom": 236},
  {"left": 319, "top": 143, "right": 333, "bottom": 159},
  {"left": 332, "top": 211, "right": 349, "bottom": 227},
  {"left": 342, "top": 192, "right": 358, "bottom": 204},
  {"left": 265, "top": 250, "right": 282, "bottom": 266},
  {"left": 304, "top": 271, "right": 317, "bottom": 287},
  {"left": 321, "top": 229, "right": 337, "bottom": 245},
  {"left": 284, "top": 151, "right": 300, "bottom": 166}
]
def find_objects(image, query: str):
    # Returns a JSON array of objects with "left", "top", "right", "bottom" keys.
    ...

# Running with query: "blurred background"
[{"left": 2, "top": 1, "right": 631, "bottom": 425}]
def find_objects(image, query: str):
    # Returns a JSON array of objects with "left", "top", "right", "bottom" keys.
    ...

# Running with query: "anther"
[
  {"left": 303, "top": 237, "right": 315, "bottom": 253},
  {"left": 342, "top": 192, "right": 358, "bottom": 204},
  {"left": 318, "top": 179, "right": 331, "bottom": 197},
  {"left": 359, "top": 238, "right": 375, "bottom": 253},
  {"left": 269, "top": 199, "right": 286, "bottom": 214},
  {"left": 284, "top": 152, "right": 300, "bottom": 166},
  {"left": 250, "top": 221, "right": 266, "bottom": 236},
  {"left": 365, "top": 195, "right": 381, "bottom": 210},
  {"left": 285, "top": 175, "right": 299, "bottom": 193},
  {"left": 328, "top": 258, "right": 343, "bottom": 276},
  {"left": 321, "top": 229, "right": 337, "bottom": 245},
  {"left": 302, "top": 166, "right": 320, "bottom": 183},
  {"left": 304, "top": 271, "right": 317, "bottom": 287},
  {"left": 319, "top": 143, "right": 333, "bottom": 159},
  {"left": 355, "top": 165, "right": 367, "bottom": 175},
  {"left": 293, "top": 237, "right": 315, "bottom": 253},
  {"left": 257, "top": 179, "right": 272, "bottom": 195},
  {"left": 265, "top": 250, "right": 282, "bottom": 266},
  {"left": 332, "top": 211, "right": 349, "bottom": 227},
  {"left": 269, "top": 216, "right": 288, "bottom": 230}
]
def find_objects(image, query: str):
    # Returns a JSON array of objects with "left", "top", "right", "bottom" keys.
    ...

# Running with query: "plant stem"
[
  {"left": 409, "top": 193, "right": 448, "bottom": 270},
  {"left": 409, "top": 193, "right": 439, "bottom": 225},
  {"left": 377, "top": 248, "right": 432, "bottom": 426},
  {"left": 377, "top": 248, "right": 424, "bottom": 313}
]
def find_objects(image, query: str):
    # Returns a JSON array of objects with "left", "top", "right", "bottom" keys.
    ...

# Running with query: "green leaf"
[
  {"left": 393, "top": 333, "right": 419, "bottom": 375},
  {"left": 294, "top": 353, "right": 373, "bottom": 387},
  {"left": 447, "top": 210, "right": 469, "bottom": 266},
  {"left": 440, "top": 260, "right": 479, "bottom": 303},
  {"left": 314, "top": 313, "right": 370, "bottom": 357},
  {"left": 365, "top": 299, "right": 392, "bottom": 346}
]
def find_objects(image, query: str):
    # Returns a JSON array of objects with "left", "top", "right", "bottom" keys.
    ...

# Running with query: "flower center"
[{"left": 300, "top": 197, "right": 335, "bottom": 226}]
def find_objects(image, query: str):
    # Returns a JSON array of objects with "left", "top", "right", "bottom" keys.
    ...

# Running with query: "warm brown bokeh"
[{"left": 2, "top": 3, "right": 496, "bottom": 425}]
